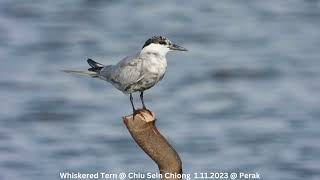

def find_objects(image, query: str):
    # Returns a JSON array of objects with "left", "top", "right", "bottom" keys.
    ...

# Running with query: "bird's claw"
[
  {"left": 132, "top": 108, "right": 153, "bottom": 120},
  {"left": 143, "top": 107, "right": 153, "bottom": 116},
  {"left": 132, "top": 110, "right": 138, "bottom": 120}
]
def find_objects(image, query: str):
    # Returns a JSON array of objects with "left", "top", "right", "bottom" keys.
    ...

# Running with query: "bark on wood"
[{"left": 123, "top": 109, "right": 182, "bottom": 180}]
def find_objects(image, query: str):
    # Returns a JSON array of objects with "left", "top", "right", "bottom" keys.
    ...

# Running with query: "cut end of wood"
[{"left": 123, "top": 109, "right": 156, "bottom": 123}]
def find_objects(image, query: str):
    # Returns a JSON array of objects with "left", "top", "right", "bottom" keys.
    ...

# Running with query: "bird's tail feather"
[
  {"left": 62, "top": 70, "right": 98, "bottom": 78},
  {"left": 87, "top": 58, "right": 104, "bottom": 72}
]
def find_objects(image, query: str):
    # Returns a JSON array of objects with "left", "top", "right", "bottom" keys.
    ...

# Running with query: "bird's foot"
[
  {"left": 132, "top": 108, "right": 153, "bottom": 120},
  {"left": 132, "top": 110, "right": 138, "bottom": 120},
  {"left": 142, "top": 106, "right": 153, "bottom": 116},
  {"left": 132, "top": 109, "right": 146, "bottom": 120}
]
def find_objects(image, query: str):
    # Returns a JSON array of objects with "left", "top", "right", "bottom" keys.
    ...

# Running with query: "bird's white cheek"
[{"left": 155, "top": 46, "right": 169, "bottom": 55}]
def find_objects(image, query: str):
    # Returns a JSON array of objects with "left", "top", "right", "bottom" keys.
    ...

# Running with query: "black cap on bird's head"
[{"left": 142, "top": 36, "right": 188, "bottom": 51}]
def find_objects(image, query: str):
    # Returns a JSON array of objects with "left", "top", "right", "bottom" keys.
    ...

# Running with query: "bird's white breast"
[{"left": 142, "top": 53, "right": 167, "bottom": 79}]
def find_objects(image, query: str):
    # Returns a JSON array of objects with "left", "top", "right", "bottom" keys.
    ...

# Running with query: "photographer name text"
[{"left": 60, "top": 172, "right": 261, "bottom": 180}]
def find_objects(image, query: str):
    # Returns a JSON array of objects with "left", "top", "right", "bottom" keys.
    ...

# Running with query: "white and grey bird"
[{"left": 64, "top": 36, "right": 187, "bottom": 114}]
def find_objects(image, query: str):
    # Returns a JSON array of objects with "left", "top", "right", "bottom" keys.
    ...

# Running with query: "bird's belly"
[{"left": 127, "top": 71, "right": 165, "bottom": 93}]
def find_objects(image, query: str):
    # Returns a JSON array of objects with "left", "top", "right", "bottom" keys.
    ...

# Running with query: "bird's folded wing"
[{"left": 105, "top": 55, "right": 144, "bottom": 89}]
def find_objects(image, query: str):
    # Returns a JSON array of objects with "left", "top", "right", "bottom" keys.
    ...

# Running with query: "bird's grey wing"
[{"left": 100, "top": 54, "right": 143, "bottom": 91}]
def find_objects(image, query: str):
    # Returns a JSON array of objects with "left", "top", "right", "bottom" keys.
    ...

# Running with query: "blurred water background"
[{"left": 0, "top": 0, "right": 320, "bottom": 180}]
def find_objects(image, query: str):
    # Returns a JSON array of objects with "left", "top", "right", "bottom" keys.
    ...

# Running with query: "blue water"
[{"left": 0, "top": 1, "right": 320, "bottom": 180}]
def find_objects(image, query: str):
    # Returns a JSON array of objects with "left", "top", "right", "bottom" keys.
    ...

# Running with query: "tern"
[{"left": 64, "top": 36, "right": 187, "bottom": 115}]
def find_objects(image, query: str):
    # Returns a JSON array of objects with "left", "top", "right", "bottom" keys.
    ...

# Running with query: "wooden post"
[{"left": 123, "top": 109, "right": 182, "bottom": 180}]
